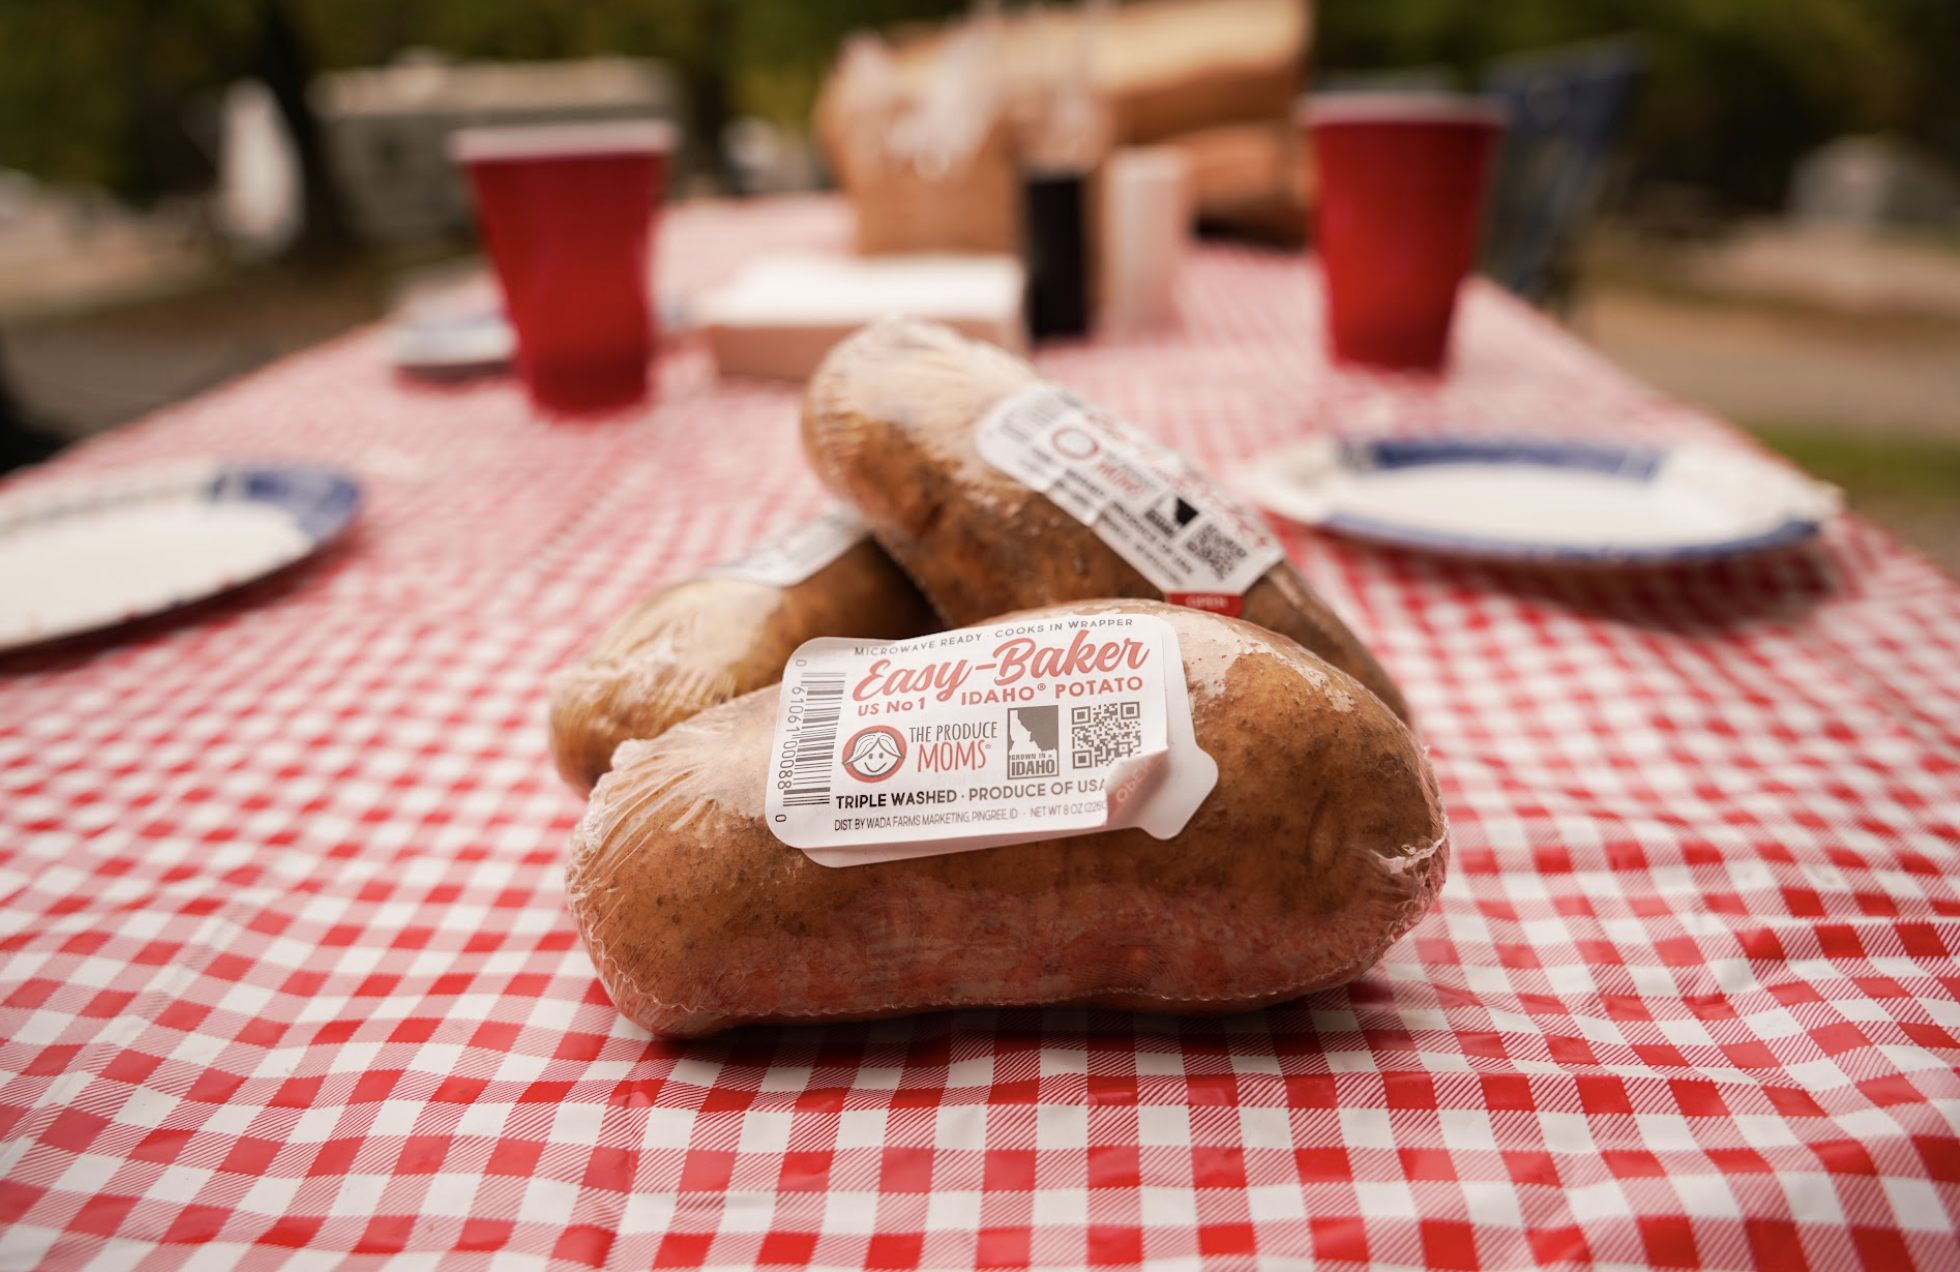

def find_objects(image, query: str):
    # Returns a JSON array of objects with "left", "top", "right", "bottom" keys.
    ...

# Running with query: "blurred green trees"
[
  {"left": 0, "top": 0, "right": 966, "bottom": 200},
  {"left": 0, "top": 0, "right": 1954, "bottom": 215},
  {"left": 1315, "top": 0, "right": 1960, "bottom": 212}
]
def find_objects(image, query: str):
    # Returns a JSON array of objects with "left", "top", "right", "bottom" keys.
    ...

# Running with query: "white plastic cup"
[{"left": 1101, "top": 146, "right": 1191, "bottom": 335}]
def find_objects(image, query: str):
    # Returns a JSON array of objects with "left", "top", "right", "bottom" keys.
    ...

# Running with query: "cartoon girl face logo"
[{"left": 841, "top": 726, "right": 906, "bottom": 782}]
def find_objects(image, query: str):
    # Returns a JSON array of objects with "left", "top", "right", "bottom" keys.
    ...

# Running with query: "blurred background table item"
[
  {"left": 1100, "top": 146, "right": 1191, "bottom": 335},
  {"left": 318, "top": 55, "right": 686, "bottom": 248},
  {"left": 384, "top": 259, "right": 513, "bottom": 381},
  {"left": 695, "top": 252, "right": 1024, "bottom": 381},
  {"left": 1477, "top": 36, "right": 1648, "bottom": 313},
  {"left": 3, "top": 195, "right": 1957, "bottom": 1268},
  {"left": 1304, "top": 92, "right": 1507, "bottom": 370},
  {"left": 453, "top": 121, "right": 674, "bottom": 415},
  {"left": 817, "top": 0, "right": 1310, "bottom": 260}
]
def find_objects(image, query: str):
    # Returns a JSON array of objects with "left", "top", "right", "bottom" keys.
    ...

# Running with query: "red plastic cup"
[
  {"left": 452, "top": 120, "right": 674, "bottom": 414},
  {"left": 1301, "top": 94, "right": 1505, "bottom": 371}
]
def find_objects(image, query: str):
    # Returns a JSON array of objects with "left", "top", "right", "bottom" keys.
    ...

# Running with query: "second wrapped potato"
[
  {"left": 802, "top": 317, "right": 1412, "bottom": 722},
  {"left": 548, "top": 509, "right": 938, "bottom": 792}
]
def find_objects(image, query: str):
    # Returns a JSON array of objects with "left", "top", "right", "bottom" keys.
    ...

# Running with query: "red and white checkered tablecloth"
[{"left": 3, "top": 196, "right": 1957, "bottom": 1271}]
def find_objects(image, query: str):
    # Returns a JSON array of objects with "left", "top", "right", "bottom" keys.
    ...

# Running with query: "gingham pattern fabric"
[{"left": 2, "top": 197, "right": 1956, "bottom": 1272}]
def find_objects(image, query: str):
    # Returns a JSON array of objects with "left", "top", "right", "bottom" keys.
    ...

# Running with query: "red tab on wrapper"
[{"left": 1165, "top": 592, "right": 1243, "bottom": 617}]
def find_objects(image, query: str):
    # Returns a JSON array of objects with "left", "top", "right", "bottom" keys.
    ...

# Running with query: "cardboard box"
[{"left": 696, "top": 254, "right": 1025, "bottom": 381}]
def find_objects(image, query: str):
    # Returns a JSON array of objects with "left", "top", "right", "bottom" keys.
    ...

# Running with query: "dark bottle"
[{"left": 1025, "top": 168, "right": 1089, "bottom": 340}]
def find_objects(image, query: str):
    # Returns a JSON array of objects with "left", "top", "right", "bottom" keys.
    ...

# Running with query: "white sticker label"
[
  {"left": 704, "top": 506, "right": 868, "bottom": 588},
  {"left": 976, "top": 384, "right": 1285, "bottom": 616},
  {"left": 766, "top": 612, "right": 1218, "bottom": 867}
]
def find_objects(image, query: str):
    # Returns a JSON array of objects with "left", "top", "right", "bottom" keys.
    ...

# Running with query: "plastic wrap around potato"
[
  {"left": 567, "top": 599, "right": 1447, "bottom": 1038},
  {"left": 548, "top": 515, "right": 938, "bottom": 793},
  {"left": 801, "top": 317, "right": 1412, "bottom": 724}
]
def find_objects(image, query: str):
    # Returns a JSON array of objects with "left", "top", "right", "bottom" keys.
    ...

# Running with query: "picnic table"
[{"left": 3, "top": 195, "right": 1956, "bottom": 1270}]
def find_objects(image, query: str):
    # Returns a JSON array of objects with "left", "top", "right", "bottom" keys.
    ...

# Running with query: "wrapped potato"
[
  {"left": 801, "top": 316, "right": 1412, "bottom": 723},
  {"left": 548, "top": 511, "right": 938, "bottom": 793},
  {"left": 568, "top": 600, "right": 1447, "bottom": 1038}
]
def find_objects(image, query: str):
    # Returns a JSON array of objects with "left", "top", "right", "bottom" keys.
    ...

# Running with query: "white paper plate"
[
  {"left": 387, "top": 309, "right": 515, "bottom": 374},
  {"left": 0, "top": 462, "right": 361, "bottom": 651},
  {"left": 1231, "top": 437, "right": 1841, "bottom": 565}
]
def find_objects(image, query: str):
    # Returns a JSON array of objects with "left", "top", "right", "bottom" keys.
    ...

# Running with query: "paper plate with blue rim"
[
  {"left": 1230, "top": 436, "right": 1841, "bottom": 565},
  {"left": 0, "top": 461, "right": 361, "bottom": 652},
  {"left": 388, "top": 308, "right": 515, "bottom": 376}
]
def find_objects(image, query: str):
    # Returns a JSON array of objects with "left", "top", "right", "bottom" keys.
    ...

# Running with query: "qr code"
[
  {"left": 1186, "top": 521, "right": 1248, "bottom": 581},
  {"left": 1071, "top": 701, "right": 1143, "bottom": 769}
]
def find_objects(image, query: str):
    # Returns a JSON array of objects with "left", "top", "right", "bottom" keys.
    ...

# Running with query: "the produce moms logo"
[
  {"left": 840, "top": 726, "right": 906, "bottom": 783},
  {"left": 1051, "top": 425, "right": 1100, "bottom": 460}
]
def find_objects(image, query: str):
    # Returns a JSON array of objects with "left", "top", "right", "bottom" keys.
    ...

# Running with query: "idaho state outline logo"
[{"left": 840, "top": 725, "right": 906, "bottom": 783}]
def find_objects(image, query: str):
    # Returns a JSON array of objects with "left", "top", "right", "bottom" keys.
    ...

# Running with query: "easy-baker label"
[
  {"left": 766, "top": 612, "right": 1218, "bottom": 867},
  {"left": 976, "top": 383, "right": 1285, "bottom": 615}
]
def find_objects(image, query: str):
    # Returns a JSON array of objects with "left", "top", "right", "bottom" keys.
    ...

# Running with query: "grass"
[
  {"left": 1742, "top": 422, "right": 1960, "bottom": 575},
  {"left": 1746, "top": 424, "right": 1960, "bottom": 494}
]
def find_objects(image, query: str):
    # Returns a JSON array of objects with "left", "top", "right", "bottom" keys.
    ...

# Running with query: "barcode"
[
  {"left": 1071, "top": 701, "right": 1144, "bottom": 769},
  {"left": 1003, "top": 386, "right": 1084, "bottom": 441},
  {"left": 780, "top": 672, "right": 844, "bottom": 806},
  {"left": 1185, "top": 521, "right": 1248, "bottom": 581}
]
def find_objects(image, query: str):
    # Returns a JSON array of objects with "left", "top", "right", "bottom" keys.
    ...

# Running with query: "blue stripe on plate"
[
  {"left": 211, "top": 466, "right": 363, "bottom": 542},
  {"left": 1348, "top": 438, "right": 1664, "bottom": 481}
]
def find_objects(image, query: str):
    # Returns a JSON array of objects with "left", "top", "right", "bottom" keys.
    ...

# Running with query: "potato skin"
[
  {"left": 548, "top": 538, "right": 937, "bottom": 793},
  {"left": 567, "top": 600, "right": 1447, "bottom": 1038},
  {"left": 801, "top": 317, "right": 1412, "bottom": 723}
]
